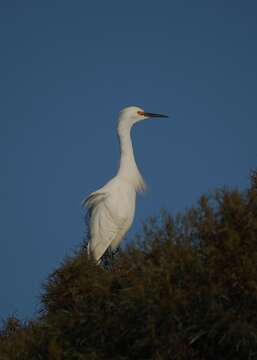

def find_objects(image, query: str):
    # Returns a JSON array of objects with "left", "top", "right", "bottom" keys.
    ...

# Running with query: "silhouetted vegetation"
[{"left": 1, "top": 171, "right": 257, "bottom": 359}]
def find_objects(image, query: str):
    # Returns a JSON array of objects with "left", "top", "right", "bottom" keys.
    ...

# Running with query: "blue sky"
[{"left": 0, "top": 1, "right": 256, "bottom": 320}]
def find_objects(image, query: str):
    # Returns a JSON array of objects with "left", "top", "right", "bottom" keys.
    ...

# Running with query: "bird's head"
[{"left": 118, "top": 106, "right": 168, "bottom": 126}]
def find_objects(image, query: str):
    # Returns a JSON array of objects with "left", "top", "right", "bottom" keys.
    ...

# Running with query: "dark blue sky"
[{"left": 0, "top": 1, "right": 256, "bottom": 320}]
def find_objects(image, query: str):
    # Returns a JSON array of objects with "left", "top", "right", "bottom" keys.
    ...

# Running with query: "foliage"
[{"left": 1, "top": 171, "right": 257, "bottom": 359}]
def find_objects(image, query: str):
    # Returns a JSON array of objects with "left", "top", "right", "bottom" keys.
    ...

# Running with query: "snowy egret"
[{"left": 82, "top": 106, "right": 168, "bottom": 262}]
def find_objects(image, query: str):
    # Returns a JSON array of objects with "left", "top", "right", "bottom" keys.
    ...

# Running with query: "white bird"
[{"left": 82, "top": 106, "right": 168, "bottom": 262}]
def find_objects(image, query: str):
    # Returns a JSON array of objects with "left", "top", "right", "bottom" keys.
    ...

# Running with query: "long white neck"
[{"left": 117, "top": 121, "right": 146, "bottom": 193}]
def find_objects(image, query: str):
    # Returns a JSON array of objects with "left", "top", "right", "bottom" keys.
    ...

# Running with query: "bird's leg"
[
  {"left": 112, "top": 247, "right": 120, "bottom": 257},
  {"left": 100, "top": 247, "right": 121, "bottom": 271},
  {"left": 100, "top": 248, "right": 113, "bottom": 270}
]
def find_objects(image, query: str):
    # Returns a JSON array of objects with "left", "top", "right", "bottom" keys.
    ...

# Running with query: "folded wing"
[{"left": 83, "top": 191, "right": 126, "bottom": 262}]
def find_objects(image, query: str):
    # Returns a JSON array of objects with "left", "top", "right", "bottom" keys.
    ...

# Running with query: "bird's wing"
[{"left": 86, "top": 193, "right": 127, "bottom": 262}]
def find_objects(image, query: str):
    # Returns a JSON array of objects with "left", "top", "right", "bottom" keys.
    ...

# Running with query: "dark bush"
[{"left": 1, "top": 171, "right": 257, "bottom": 359}]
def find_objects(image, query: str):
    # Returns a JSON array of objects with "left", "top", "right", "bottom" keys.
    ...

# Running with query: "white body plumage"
[{"left": 82, "top": 106, "right": 168, "bottom": 262}]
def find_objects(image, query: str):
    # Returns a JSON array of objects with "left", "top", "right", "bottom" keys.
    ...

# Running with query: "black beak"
[{"left": 143, "top": 112, "right": 168, "bottom": 118}]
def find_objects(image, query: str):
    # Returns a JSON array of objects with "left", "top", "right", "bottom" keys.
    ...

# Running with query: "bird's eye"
[{"left": 137, "top": 111, "right": 144, "bottom": 116}]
